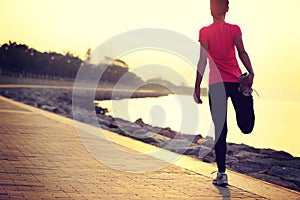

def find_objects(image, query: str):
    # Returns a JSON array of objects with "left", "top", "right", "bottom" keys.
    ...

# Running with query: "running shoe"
[
  {"left": 213, "top": 172, "right": 228, "bottom": 186},
  {"left": 238, "top": 72, "right": 253, "bottom": 97}
]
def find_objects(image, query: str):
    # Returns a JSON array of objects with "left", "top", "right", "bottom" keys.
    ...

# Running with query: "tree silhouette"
[{"left": 0, "top": 42, "right": 143, "bottom": 85}]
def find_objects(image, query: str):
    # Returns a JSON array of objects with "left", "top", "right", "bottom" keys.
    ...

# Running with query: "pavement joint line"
[{"left": 0, "top": 95, "right": 299, "bottom": 200}]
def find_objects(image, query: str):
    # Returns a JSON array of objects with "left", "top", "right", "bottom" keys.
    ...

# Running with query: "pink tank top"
[{"left": 199, "top": 21, "right": 242, "bottom": 85}]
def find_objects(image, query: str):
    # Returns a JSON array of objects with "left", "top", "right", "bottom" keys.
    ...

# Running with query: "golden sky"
[{"left": 1, "top": 0, "right": 300, "bottom": 100}]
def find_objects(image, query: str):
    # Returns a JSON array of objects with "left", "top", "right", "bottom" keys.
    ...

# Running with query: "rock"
[
  {"left": 95, "top": 106, "right": 108, "bottom": 115},
  {"left": 229, "top": 158, "right": 277, "bottom": 174},
  {"left": 198, "top": 145, "right": 214, "bottom": 160},
  {"left": 269, "top": 166, "right": 300, "bottom": 187},
  {"left": 249, "top": 173, "right": 299, "bottom": 192},
  {"left": 164, "top": 139, "right": 192, "bottom": 149},
  {"left": 40, "top": 105, "right": 58, "bottom": 113},
  {"left": 56, "top": 91, "right": 72, "bottom": 104},
  {"left": 135, "top": 134, "right": 161, "bottom": 145},
  {"left": 232, "top": 150, "right": 264, "bottom": 160},
  {"left": 158, "top": 127, "right": 178, "bottom": 139},
  {"left": 194, "top": 137, "right": 206, "bottom": 145},
  {"left": 227, "top": 143, "right": 260, "bottom": 155},
  {"left": 226, "top": 155, "right": 239, "bottom": 166},
  {"left": 97, "top": 115, "right": 118, "bottom": 129},
  {"left": 182, "top": 147, "right": 201, "bottom": 156},
  {"left": 259, "top": 149, "right": 294, "bottom": 160},
  {"left": 134, "top": 119, "right": 179, "bottom": 139},
  {"left": 277, "top": 158, "right": 300, "bottom": 169},
  {"left": 135, "top": 118, "right": 145, "bottom": 126},
  {"left": 150, "top": 133, "right": 171, "bottom": 147},
  {"left": 202, "top": 151, "right": 216, "bottom": 163},
  {"left": 200, "top": 136, "right": 215, "bottom": 148},
  {"left": 164, "top": 139, "right": 196, "bottom": 154},
  {"left": 124, "top": 130, "right": 162, "bottom": 145}
]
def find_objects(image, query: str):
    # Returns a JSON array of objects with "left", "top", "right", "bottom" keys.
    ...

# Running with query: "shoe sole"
[{"left": 213, "top": 182, "right": 228, "bottom": 187}]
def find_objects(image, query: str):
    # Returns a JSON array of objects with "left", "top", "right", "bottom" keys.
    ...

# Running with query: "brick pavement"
[{"left": 0, "top": 96, "right": 299, "bottom": 200}]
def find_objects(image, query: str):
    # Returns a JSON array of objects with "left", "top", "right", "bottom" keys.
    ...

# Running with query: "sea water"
[{"left": 96, "top": 95, "right": 300, "bottom": 157}]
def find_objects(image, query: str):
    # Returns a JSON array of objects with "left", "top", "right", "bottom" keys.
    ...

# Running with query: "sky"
[{"left": 1, "top": 0, "right": 300, "bottom": 101}]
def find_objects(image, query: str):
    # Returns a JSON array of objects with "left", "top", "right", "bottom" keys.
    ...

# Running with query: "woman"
[{"left": 193, "top": 0, "right": 255, "bottom": 186}]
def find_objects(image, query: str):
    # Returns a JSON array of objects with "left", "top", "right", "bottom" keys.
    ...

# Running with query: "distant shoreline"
[{"left": 0, "top": 75, "right": 207, "bottom": 97}]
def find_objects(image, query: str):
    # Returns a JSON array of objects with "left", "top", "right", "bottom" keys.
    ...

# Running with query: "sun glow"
[{"left": 1, "top": 0, "right": 300, "bottom": 99}]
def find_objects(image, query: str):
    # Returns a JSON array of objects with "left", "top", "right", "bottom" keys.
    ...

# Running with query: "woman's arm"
[
  {"left": 234, "top": 35, "right": 255, "bottom": 85},
  {"left": 194, "top": 41, "right": 208, "bottom": 104}
]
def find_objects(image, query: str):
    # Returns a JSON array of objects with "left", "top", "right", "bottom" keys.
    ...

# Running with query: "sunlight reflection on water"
[{"left": 96, "top": 95, "right": 300, "bottom": 156}]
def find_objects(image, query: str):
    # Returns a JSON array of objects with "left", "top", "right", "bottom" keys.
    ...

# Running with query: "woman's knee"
[
  {"left": 237, "top": 110, "right": 255, "bottom": 134},
  {"left": 241, "top": 127, "right": 253, "bottom": 134},
  {"left": 239, "top": 122, "right": 254, "bottom": 134}
]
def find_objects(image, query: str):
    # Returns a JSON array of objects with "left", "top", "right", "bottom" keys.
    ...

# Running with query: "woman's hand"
[
  {"left": 247, "top": 73, "right": 254, "bottom": 87},
  {"left": 193, "top": 88, "right": 203, "bottom": 104}
]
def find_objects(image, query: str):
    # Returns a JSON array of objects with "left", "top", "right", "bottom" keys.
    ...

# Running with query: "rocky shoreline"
[{"left": 0, "top": 87, "right": 299, "bottom": 192}]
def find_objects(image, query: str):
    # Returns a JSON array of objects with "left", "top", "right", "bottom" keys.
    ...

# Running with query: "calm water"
[{"left": 96, "top": 95, "right": 300, "bottom": 157}]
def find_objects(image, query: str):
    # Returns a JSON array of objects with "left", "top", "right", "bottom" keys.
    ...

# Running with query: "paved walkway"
[{"left": 0, "top": 96, "right": 299, "bottom": 200}]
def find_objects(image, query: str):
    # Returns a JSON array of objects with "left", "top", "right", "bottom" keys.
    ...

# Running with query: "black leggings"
[{"left": 209, "top": 82, "right": 255, "bottom": 172}]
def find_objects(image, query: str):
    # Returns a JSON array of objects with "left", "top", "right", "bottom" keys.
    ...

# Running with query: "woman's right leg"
[{"left": 209, "top": 83, "right": 228, "bottom": 173}]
